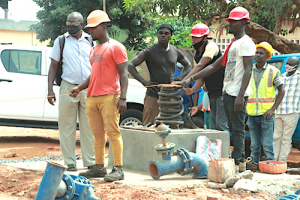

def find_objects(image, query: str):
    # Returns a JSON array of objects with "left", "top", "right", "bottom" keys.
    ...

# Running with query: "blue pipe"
[
  {"left": 35, "top": 162, "right": 66, "bottom": 200},
  {"left": 149, "top": 151, "right": 208, "bottom": 180},
  {"left": 55, "top": 174, "right": 100, "bottom": 200},
  {"left": 189, "top": 152, "right": 208, "bottom": 179},
  {"left": 276, "top": 189, "right": 300, "bottom": 200}
]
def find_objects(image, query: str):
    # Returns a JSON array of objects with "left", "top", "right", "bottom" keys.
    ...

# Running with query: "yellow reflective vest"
[{"left": 247, "top": 64, "right": 279, "bottom": 116}]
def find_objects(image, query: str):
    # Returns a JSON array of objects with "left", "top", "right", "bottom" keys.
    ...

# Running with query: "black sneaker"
[
  {"left": 79, "top": 166, "right": 107, "bottom": 178},
  {"left": 104, "top": 167, "right": 124, "bottom": 182},
  {"left": 246, "top": 161, "right": 259, "bottom": 171}
]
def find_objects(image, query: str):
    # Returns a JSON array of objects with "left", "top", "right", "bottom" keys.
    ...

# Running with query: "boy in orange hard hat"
[
  {"left": 246, "top": 42, "right": 284, "bottom": 170},
  {"left": 178, "top": 23, "right": 228, "bottom": 132},
  {"left": 70, "top": 10, "right": 128, "bottom": 182},
  {"left": 177, "top": 7, "right": 256, "bottom": 173}
]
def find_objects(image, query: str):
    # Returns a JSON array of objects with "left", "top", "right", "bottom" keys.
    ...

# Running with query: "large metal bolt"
[
  {"left": 68, "top": 186, "right": 72, "bottom": 190},
  {"left": 183, "top": 160, "right": 186, "bottom": 163},
  {"left": 65, "top": 177, "right": 69, "bottom": 181},
  {"left": 65, "top": 195, "right": 69, "bottom": 199}
]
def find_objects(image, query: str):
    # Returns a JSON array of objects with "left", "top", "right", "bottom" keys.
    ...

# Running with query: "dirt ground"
[{"left": 0, "top": 126, "right": 299, "bottom": 200}]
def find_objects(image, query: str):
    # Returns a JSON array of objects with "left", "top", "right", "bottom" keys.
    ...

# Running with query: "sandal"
[{"left": 67, "top": 164, "right": 77, "bottom": 171}]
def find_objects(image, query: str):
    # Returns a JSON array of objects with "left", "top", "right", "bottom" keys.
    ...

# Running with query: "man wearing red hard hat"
[
  {"left": 177, "top": 7, "right": 256, "bottom": 173},
  {"left": 70, "top": 10, "right": 128, "bottom": 182},
  {"left": 178, "top": 23, "right": 229, "bottom": 132}
]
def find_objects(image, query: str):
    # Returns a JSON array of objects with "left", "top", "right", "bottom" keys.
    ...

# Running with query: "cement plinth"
[{"left": 108, "top": 128, "right": 230, "bottom": 172}]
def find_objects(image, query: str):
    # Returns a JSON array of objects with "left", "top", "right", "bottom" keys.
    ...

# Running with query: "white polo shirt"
[{"left": 50, "top": 31, "right": 92, "bottom": 85}]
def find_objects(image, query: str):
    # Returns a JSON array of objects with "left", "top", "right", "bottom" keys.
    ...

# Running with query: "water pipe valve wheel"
[{"left": 155, "top": 122, "right": 175, "bottom": 153}]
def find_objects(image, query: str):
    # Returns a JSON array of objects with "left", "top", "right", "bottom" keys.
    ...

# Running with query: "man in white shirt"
[
  {"left": 177, "top": 7, "right": 256, "bottom": 173},
  {"left": 273, "top": 57, "right": 300, "bottom": 163},
  {"left": 48, "top": 12, "right": 95, "bottom": 171}
]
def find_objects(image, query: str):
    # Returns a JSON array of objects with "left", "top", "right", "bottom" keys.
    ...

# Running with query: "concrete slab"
[{"left": 108, "top": 127, "right": 230, "bottom": 172}]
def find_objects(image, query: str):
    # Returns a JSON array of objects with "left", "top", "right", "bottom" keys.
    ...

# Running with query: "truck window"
[
  {"left": 1, "top": 49, "right": 42, "bottom": 75},
  {"left": 267, "top": 61, "right": 283, "bottom": 71}
]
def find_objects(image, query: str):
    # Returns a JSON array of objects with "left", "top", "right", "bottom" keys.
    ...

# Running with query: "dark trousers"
[{"left": 222, "top": 94, "right": 248, "bottom": 165}]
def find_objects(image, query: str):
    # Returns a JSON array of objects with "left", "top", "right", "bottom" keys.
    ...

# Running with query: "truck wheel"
[{"left": 119, "top": 109, "right": 143, "bottom": 126}]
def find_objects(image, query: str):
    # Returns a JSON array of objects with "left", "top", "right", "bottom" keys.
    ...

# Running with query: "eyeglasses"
[
  {"left": 158, "top": 31, "right": 171, "bottom": 36},
  {"left": 286, "top": 64, "right": 297, "bottom": 67},
  {"left": 66, "top": 21, "right": 81, "bottom": 26}
]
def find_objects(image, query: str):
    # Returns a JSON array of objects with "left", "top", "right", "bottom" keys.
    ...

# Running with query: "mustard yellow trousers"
[{"left": 86, "top": 94, "right": 123, "bottom": 166}]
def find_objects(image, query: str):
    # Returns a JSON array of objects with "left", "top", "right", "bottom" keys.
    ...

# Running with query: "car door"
[{"left": 0, "top": 47, "right": 47, "bottom": 120}]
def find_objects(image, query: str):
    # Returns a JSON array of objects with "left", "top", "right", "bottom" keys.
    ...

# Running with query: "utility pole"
[
  {"left": 103, "top": 0, "right": 106, "bottom": 12},
  {"left": 0, "top": 0, "right": 12, "bottom": 19}
]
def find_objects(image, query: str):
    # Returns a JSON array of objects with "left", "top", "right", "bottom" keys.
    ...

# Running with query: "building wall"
[
  {"left": 0, "top": 29, "right": 49, "bottom": 46},
  {"left": 0, "top": 19, "right": 49, "bottom": 46},
  {"left": 208, "top": 22, "right": 300, "bottom": 55}
]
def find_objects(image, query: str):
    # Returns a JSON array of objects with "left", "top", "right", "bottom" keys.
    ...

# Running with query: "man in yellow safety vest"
[{"left": 246, "top": 42, "right": 285, "bottom": 170}]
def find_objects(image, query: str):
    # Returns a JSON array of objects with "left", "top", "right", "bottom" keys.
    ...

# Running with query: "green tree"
[
  {"left": 31, "top": 0, "right": 153, "bottom": 50},
  {"left": 124, "top": 0, "right": 300, "bottom": 54}
]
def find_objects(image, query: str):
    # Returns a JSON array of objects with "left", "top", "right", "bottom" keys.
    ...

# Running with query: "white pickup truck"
[{"left": 0, "top": 45, "right": 145, "bottom": 128}]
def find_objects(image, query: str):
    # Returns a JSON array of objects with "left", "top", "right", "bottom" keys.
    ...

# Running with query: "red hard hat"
[
  {"left": 226, "top": 7, "right": 250, "bottom": 21},
  {"left": 189, "top": 23, "right": 211, "bottom": 37}
]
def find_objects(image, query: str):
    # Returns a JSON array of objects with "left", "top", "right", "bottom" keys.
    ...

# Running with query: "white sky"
[{"left": 0, "top": 0, "right": 41, "bottom": 21}]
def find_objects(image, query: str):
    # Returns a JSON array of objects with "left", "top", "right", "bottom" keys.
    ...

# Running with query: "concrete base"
[{"left": 109, "top": 128, "right": 230, "bottom": 172}]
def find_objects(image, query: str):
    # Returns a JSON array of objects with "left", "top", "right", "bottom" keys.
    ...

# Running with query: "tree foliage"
[
  {"left": 142, "top": 17, "right": 201, "bottom": 49},
  {"left": 124, "top": 0, "right": 300, "bottom": 53},
  {"left": 31, "top": 0, "right": 153, "bottom": 49}
]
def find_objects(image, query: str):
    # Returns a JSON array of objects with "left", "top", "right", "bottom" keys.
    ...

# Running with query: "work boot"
[
  {"left": 239, "top": 162, "right": 246, "bottom": 173},
  {"left": 104, "top": 167, "right": 124, "bottom": 182},
  {"left": 79, "top": 166, "right": 107, "bottom": 178},
  {"left": 246, "top": 161, "right": 259, "bottom": 171}
]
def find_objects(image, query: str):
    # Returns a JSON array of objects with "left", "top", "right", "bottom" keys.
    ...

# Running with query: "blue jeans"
[
  {"left": 223, "top": 94, "right": 248, "bottom": 165},
  {"left": 210, "top": 96, "right": 229, "bottom": 131},
  {"left": 248, "top": 115, "right": 275, "bottom": 163}
]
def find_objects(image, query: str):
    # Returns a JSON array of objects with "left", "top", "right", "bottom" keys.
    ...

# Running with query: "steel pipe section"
[
  {"left": 149, "top": 149, "right": 208, "bottom": 180},
  {"left": 189, "top": 152, "right": 208, "bottom": 179},
  {"left": 55, "top": 174, "right": 100, "bottom": 200},
  {"left": 35, "top": 162, "right": 66, "bottom": 200}
]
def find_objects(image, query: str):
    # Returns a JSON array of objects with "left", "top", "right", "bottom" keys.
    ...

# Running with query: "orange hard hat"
[
  {"left": 189, "top": 23, "right": 211, "bottom": 37},
  {"left": 226, "top": 7, "right": 250, "bottom": 21},
  {"left": 84, "top": 10, "right": 111, "bottom": 29},
  {"left": 256, "top": 42, "right": 273, "bottom": 60}
]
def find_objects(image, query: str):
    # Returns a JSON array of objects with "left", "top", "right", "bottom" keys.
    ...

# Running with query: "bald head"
[
  {"left": 67, "top": 12, "right": 83, "bottom": 23},
  {"left": 287, "top": 56, "right": 300, "bottom": 67}
]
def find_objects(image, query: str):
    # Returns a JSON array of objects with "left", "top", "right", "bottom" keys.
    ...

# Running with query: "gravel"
[
  {"left": 257, "top": 179, "right": 300, "bottom": 197},
  {"left": 0, "top": 155, "right": 63, "bottom": 164}
]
